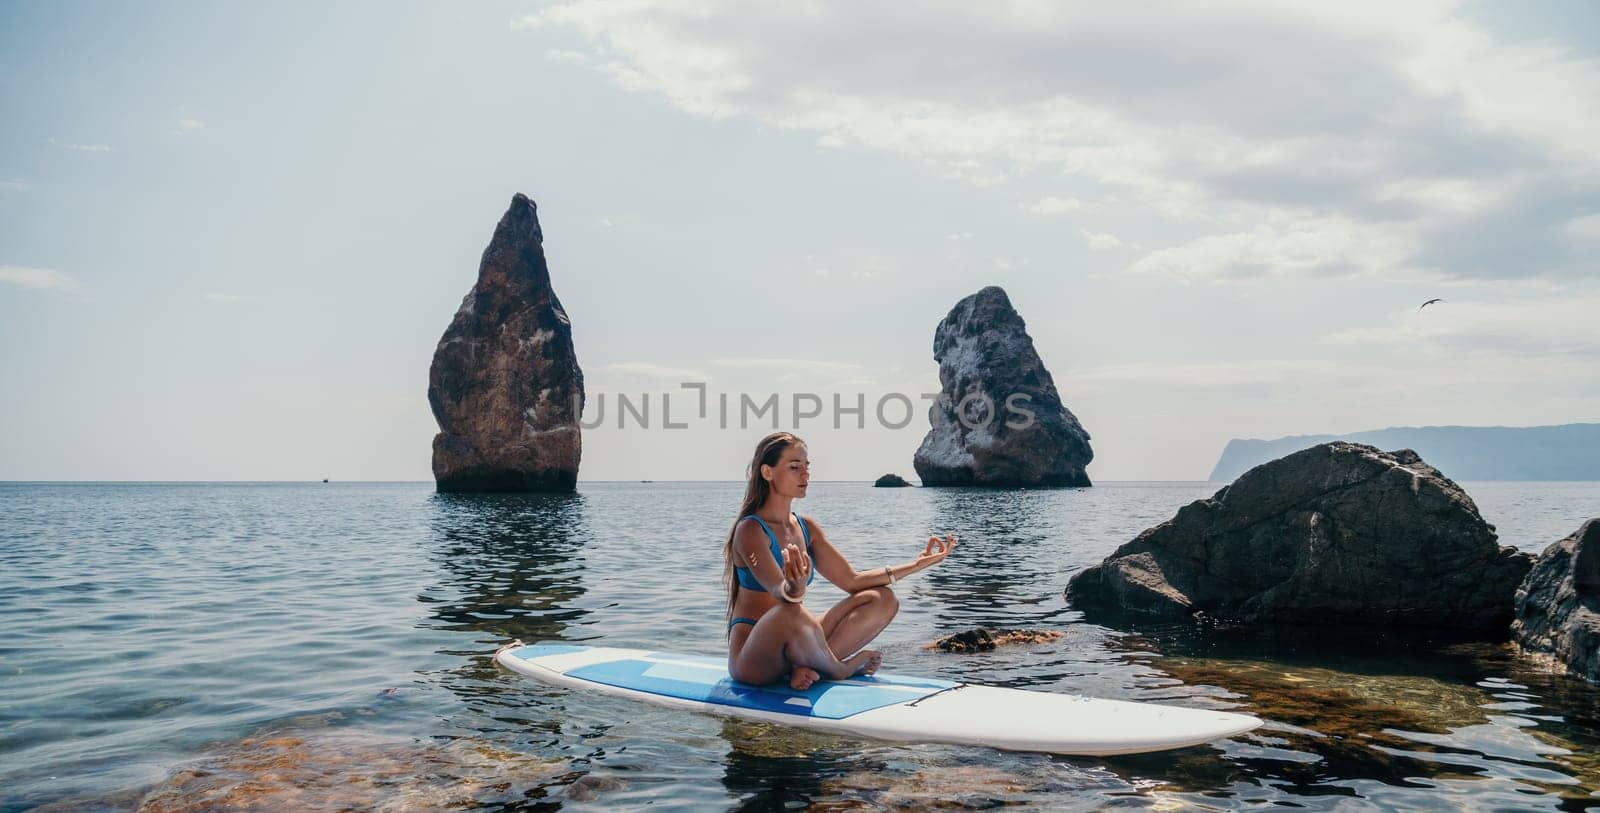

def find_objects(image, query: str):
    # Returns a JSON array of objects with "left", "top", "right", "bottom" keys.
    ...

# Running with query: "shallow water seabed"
[{"left": 2, "top": 480, "right": 1598, "bottom": 811}]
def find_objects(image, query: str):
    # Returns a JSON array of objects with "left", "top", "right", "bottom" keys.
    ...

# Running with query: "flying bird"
[{"left": 1417, "top": 298, "right": 1444, "bottom": 312}]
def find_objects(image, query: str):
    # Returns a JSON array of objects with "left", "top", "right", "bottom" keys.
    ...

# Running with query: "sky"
[{"left": 1, "top": 1, "right": 1597, "bottom": 482}]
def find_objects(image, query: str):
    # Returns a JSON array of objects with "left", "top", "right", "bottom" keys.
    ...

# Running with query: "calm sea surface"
[{"left": 2, "top": 481, "right": 1598, "bottom": 811}]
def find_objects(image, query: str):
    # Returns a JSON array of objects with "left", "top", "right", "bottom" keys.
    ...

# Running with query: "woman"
[{"left": 724, "top": 431, "right": 956, "bottom": 690}]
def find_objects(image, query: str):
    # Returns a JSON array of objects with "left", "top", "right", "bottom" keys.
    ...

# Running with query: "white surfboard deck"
[{"left": 495, "top": 642, "right": 1262, "bottom": 756}]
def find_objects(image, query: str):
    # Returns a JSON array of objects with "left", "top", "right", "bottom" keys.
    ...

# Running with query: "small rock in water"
[
  {"left": 873, "top": 473, "right": 913, "bottom": 487},
  {"left": 929, "top": 627, "right": 1063, "bottom": 652}
]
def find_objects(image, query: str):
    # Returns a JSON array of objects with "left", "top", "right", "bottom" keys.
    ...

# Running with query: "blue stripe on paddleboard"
[
  {"left": 565, "top": 657, "right": 954, "bottom": 719},
  {"left": 640, "top": 651, "right": 957, "bottom": 691}
]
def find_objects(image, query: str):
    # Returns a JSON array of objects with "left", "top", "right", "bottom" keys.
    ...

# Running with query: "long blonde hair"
[{"left": 724, "top": 431, "right": 805, "bottom": 627}]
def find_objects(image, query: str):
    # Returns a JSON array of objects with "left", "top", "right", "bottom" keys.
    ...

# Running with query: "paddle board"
[{"left": 495, "top": 641, "right": 1262, "bottom": 756}]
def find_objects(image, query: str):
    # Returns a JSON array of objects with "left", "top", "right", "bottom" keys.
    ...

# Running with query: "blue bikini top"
[{"left": 733, "top": 512, "right": 813, "bottom": 591}]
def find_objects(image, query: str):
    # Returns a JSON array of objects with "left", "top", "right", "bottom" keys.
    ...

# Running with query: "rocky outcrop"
[
  {"left": 428, "top": 194, "right": 584, "bottom": 492},
  {"left": 874, "top": 473, "right": 912, "bottom": 487},
  {"left": 912, "top": 286, "right": 1092, "bottom": 487},
  {"left": 928, "top": 627, "right": 1064, "bottom": 652},
  {"left": 1513, "top": 519, "right": 1600, "bottom": 682},
  {"left": 1066, "top": 442, "right": 1532, "bottom": 633}
]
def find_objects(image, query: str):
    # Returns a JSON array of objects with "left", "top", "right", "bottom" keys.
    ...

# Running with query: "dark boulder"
[
  {"left": 428, "top": 194, "right": 585, "bottom": 492},
  {"left": 874, "top": 473, "right": 913, "bottom": 487},
  {"left": 1513, "top": 519, "right": 1600, "bottom": 682},
  {"left": 913, "top": 286, "right": 1092, "bottom": 487},
  {"left": 1066, "top": 442, "right": 1531, "bottom": 634}
]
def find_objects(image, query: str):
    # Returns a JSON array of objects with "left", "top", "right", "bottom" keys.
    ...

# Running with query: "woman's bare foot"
[
  {"left": 788, "top": 666, "right": 820, "bottom": 691},
  {"left": 842, "top": 649, "right": 882, "bottom": 678}
]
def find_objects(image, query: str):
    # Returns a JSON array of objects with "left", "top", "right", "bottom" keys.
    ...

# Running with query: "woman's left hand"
[{"left": 915, "top": 534, "right": 957, "bottom": 570}]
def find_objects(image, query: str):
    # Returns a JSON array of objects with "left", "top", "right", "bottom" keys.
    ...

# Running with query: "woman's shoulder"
[
  {"left": 796, "top": 513, "right": 822, "bottom": 535},
  {"left": 732, "top": 516, "right": 769, "bottom": 542}
]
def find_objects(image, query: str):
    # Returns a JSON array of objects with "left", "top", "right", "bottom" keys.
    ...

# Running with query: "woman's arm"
[
  {"left": 732, "top": 519, "right": 809, "bottom": 601},
  {"left": 805, "top": 517, "right": 957, "bottom": 593}
]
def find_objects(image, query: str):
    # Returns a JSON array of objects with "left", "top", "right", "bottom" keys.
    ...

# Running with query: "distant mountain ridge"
[{"left": 1209, "top": 423, "right": 1600, "bottom": 482}]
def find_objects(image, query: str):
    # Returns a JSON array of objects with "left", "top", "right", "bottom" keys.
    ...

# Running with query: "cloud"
[
  {"left": 1025, "top": 196, "right": 1090, "bottom": 216},
  {"left": 1080, "top": 228, "right": 1124, "bottom": 252},
  {"left": 1564, "top": 212, "right": 1600, "bottom": 243},
  {"left": 0, "top": 265, "right": 78, "bottom": 291},
  {"left": 1320, "top": 291, "right": 1600, "bottom": 355},
  {"left": 598, "top": 361, "right": 709, "bottom": 380},
  {"left": 0, "top": 179, "right": 30, "bottom": 192},
  {"left": 546, "top": 49, "right": 590, "bottom": 65},
  {"left": 201, "top": 292, "right": 245, "bottom": 303},
  {"left": 712, "top": 357, "right": 866, "bottom": 379},
  {"left": 171, "top": 119, "right": 206, "bottom": 136},
  {"left": 48, "top": 138, "right": 112, "bottom": 153},
  {"left": 1126, "top": 215, "right": 1416, "bottom": 282},
  {"left": 522, "top": 1, "right": 1600, "bottom": 282}
]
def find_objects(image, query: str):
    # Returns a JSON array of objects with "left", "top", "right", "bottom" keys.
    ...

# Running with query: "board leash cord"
[{"left": 905, "top": 683, "right": 968, "bottom": 706}]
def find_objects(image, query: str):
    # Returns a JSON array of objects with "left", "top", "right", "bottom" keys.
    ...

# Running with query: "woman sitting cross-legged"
[{"left": 723, "top": 431, "right": 957, "bottom": 690}]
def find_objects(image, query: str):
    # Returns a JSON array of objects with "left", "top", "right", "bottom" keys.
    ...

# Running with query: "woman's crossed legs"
[{"left": 729, "top": 587, "right": 899, "bottom": 690}]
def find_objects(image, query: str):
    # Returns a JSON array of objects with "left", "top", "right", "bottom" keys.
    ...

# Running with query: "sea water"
[{"left": 2, "top": 481, "right": 1597, "bottom": 811}]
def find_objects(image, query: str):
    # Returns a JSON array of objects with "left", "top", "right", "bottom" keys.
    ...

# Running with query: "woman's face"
[{"left": 763, "top": 444, "right": 810, "bottom": 498}]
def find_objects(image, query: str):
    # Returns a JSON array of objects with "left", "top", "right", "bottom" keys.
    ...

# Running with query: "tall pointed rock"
[
  {"left": 913, "top": 286, "right": 1092, "bottom": 487},
  {"left": 428, "top": 194, "right": 585, "bottom": 492}
]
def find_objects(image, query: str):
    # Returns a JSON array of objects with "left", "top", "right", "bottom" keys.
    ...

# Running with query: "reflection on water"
[
  {"left": 717, "top": 718, "right": 861, "bottom": 810},
  {"left": 922, "top": 487, "right": 1083, "bottom": 631},
  {"left": 423, "top": 491, "right": 592, "bottom": 645}
]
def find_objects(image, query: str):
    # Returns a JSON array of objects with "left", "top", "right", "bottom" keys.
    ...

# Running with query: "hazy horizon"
[{"left": 4, "top": 1, "right": 1597, "bottom": 482}]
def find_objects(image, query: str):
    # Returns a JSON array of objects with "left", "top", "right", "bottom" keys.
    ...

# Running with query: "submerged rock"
[
  {"left": 873, "top": 473, "right": 913, "bottom": 487},
  {"left": 1514, "top": 518, "right": 1600, "bottom": 682},
  {"left": 929, "top": 627, "right": 1064, "bottom": 652},
  {"left": 913, "top": 286, "right": 1092, "bottom": 487},
  {"left": 133, "top": 728, "right": 570, "bottom": 812},
  {"left": 1066, "top": 442, "right": 1532, "bottom": 634},
  {"left": 428, "top": 194, "right": 585, "bottom": 492}
]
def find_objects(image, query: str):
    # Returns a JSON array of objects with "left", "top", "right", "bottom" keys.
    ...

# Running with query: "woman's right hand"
[{"left": 779, "top": 542, "right": 810, "bottom": 599}]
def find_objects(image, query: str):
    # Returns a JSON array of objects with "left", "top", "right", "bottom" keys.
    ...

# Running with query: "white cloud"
[
  {"left": 0, "top": 179, "right": 30, "bottom": 191},
  {"left": 1080, "top": 228, "right": 1124, "bottom": 252},
  {"left": 1564, "top": 212, "right": 1600, "bottom": 243},
  {"left": 1125, "top": 215, "right": 1416, "bottom": 282},
  {"left": 546, "top": 49, "right": 590, "bottom": 65},
  {"left": 201, "top": 292, "right": 245, "bottom": 303},
  {"left": 171, "top": 118, "right": 205, "bottom": 136},
  {"left": 522, "top": 1, "right": 1600, "bottom": 282},
  {"left": 597, "top": 361, "right": 709, "bottom": 381},
  {"left": 1320, "top": 291, "right": 1600, "bottom": 354},
  {"left": 1025, "top": 196, "right": 1089, "bottom": 216},
  {"left": 0, "top": 265, "right": 78, "bottom": 291},
  {"left": 946, "top": 232, "right": 973, "bottom": 240},
  {"left": 48, "top": 138, "right": 111, "bottom": 152},
  {"left": 713, "top": 357, "right": 865, "bottom": 378}
]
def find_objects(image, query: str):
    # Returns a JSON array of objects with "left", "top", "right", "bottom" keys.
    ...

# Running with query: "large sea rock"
[
  {"left": 428, "top": 194, "right": 585, "bottom": 492},
  {"left": 1066, "top": 442, "right": 1532, "bottom": 633},
  {"left": 1513, "top": 519, "right": 1600, "bottom": 682},
  {"left": 912, "top": 286, "right": 1093, "bottom": 487}
]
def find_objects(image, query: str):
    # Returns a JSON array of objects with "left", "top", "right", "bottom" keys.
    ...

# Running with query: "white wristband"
[
  {"left": 884, "top": 565, "right": 895, "bottom": 585},
  {"left": 778, "top": 580, "right": 803, "bottom": 603}
]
